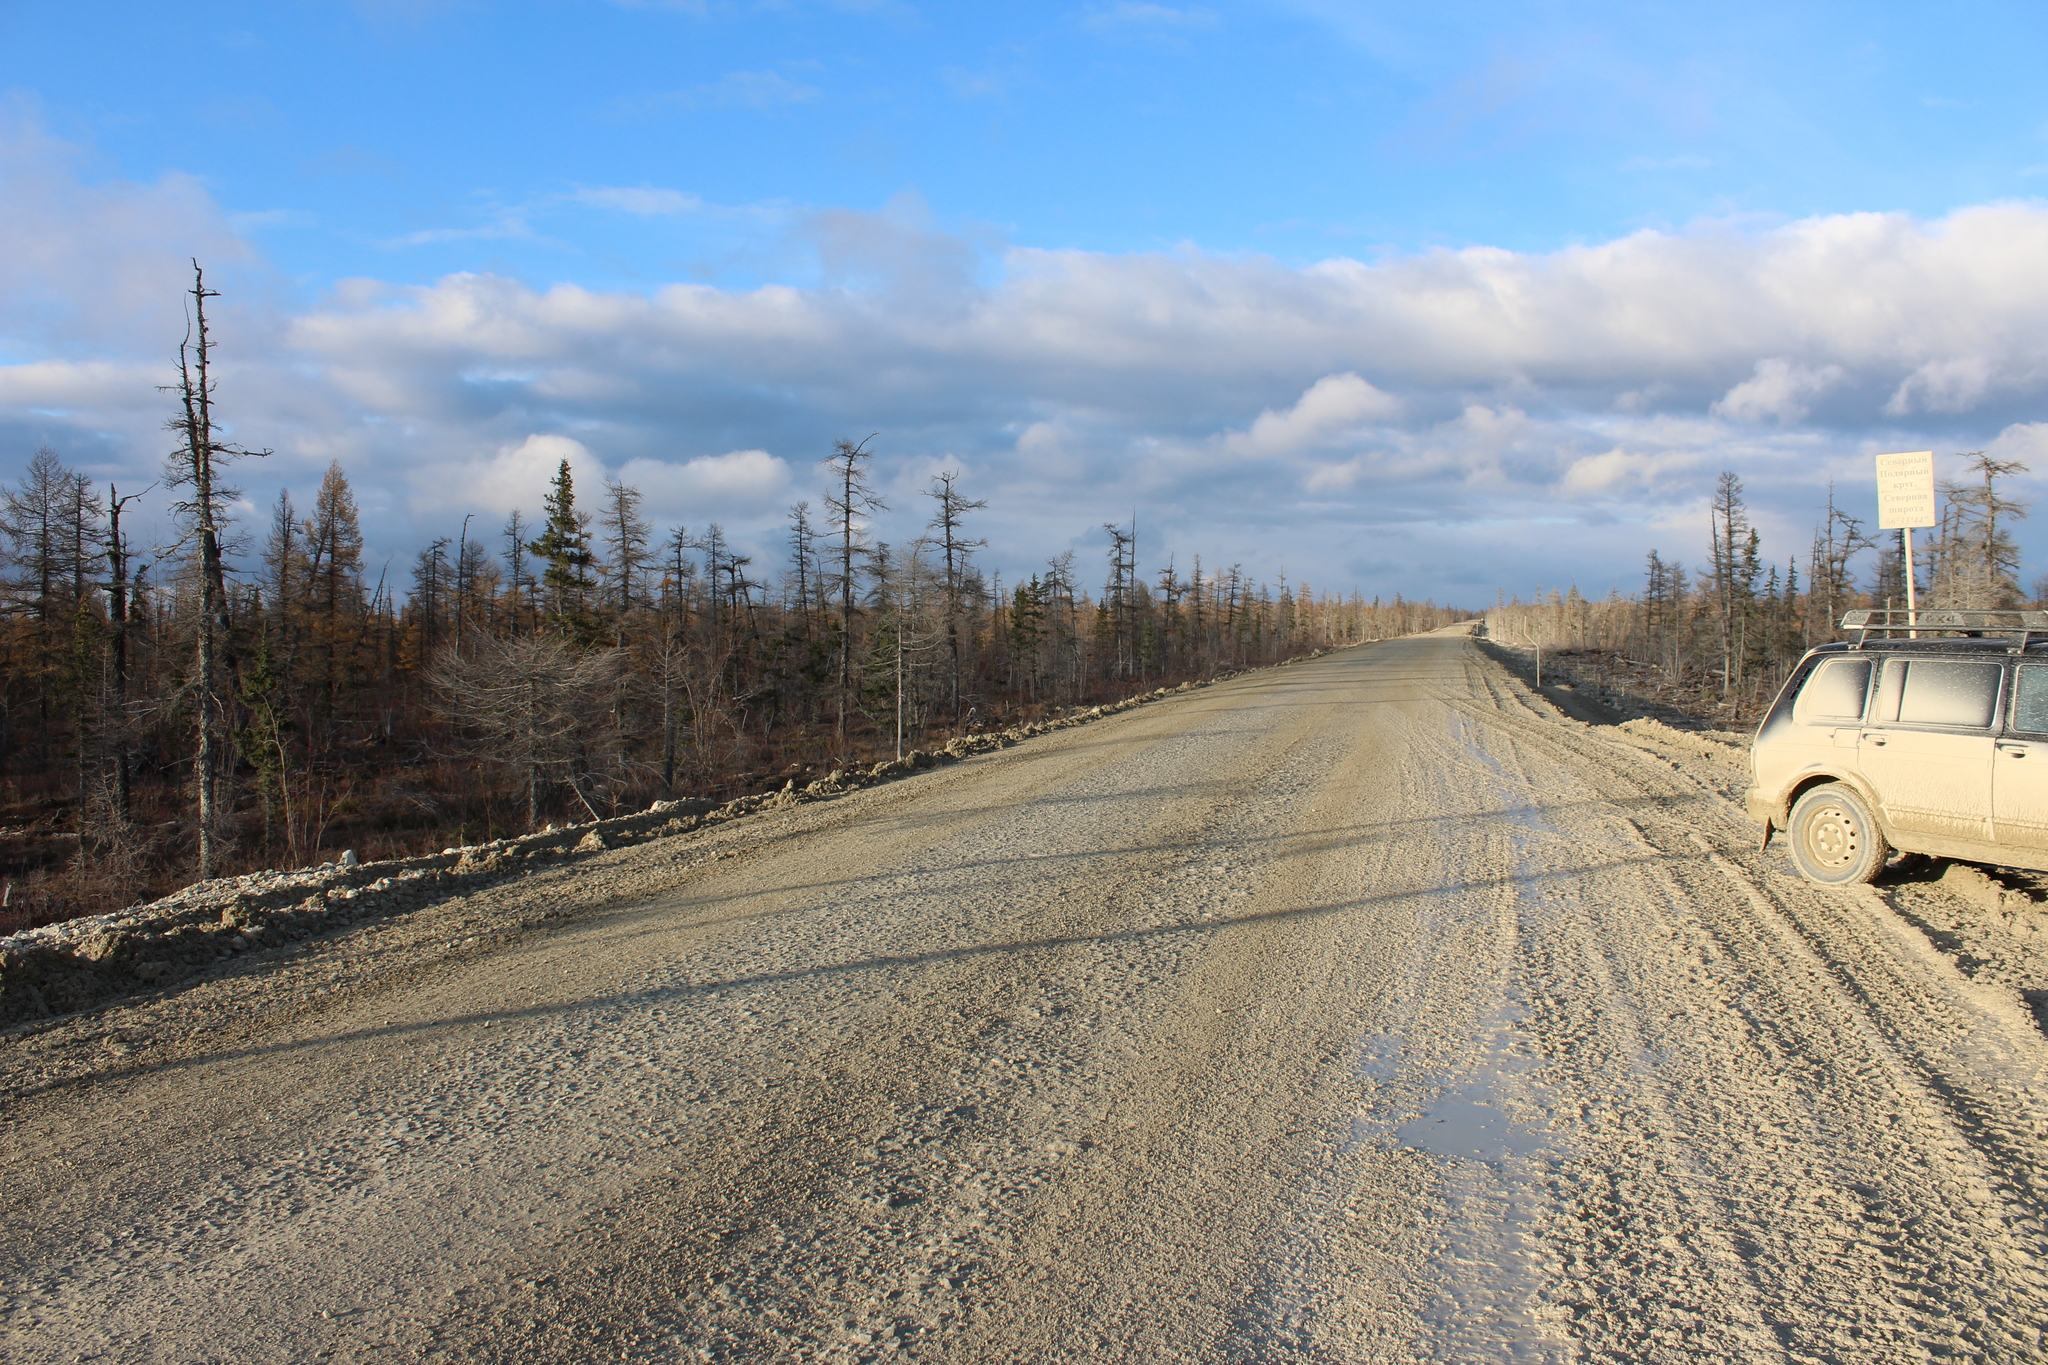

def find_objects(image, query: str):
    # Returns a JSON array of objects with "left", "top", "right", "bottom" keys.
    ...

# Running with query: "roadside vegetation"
[
  {"left": 1487, "top": 459, "right": 2032, "bottom": 727},
  {"left": 0, "top": 269, "right": 1463, "bottom": 932}
]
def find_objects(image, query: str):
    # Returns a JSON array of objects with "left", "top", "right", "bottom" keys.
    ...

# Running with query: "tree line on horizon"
[
  {"left": 0, "top": 268, "right": 1460, "bottom": 932},
  {"left": 1486, "top": 455, "right": 2033, "bottom": 721}
]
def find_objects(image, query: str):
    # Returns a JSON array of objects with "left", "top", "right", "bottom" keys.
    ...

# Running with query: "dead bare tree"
[
  {"left": 824, "top": 435, "right": 885, "bottom": 742},
  {"left": 924, "top": 471, "right": 986, "bottom": 718},
  {"left": 160, "top": 261, "right": 268, "bottom": 879}
]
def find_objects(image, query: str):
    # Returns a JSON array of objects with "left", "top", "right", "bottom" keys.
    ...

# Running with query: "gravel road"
[{"left": 6, "top": 628, "right": 2048, "bottom": 1363}]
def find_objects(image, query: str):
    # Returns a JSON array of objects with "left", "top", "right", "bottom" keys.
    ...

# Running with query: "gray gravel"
[{"left": 5, "top": 629, "right": 2048, "bottom": 1363}]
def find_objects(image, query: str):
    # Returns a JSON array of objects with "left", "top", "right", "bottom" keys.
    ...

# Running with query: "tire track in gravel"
[
  {"left": 1443, "top": 649, "right": 2048, "bottom": 1362},
  {"left": 7, "top": 630, "right": 2048, "bottom": 1364}
]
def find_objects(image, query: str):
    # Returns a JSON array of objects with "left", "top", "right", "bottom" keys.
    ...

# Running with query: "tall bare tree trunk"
[
  {"left": 825, "top": 436, "right": 883, "bottom": 743},
  {"left": 162, "top": 261, "right": 267, "bottom": 880}
]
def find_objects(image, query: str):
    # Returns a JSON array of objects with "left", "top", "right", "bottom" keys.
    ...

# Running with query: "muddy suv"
[{"left": 1748, "top": 609, "right": 2048, "bottom": 885}]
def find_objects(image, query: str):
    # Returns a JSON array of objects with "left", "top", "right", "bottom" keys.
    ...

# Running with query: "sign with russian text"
[{"left": 1875, "top": 450, "right": 1937, "bottom": 529}]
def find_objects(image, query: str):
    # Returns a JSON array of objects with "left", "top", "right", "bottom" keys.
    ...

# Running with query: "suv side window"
[
  {"left": 1792, "top": 657, "right": 1872, "bottom": 725},
  {"left": 2012, "top": 665, "right": 2048, "bottom": 735},
  {"left": 1871, "top": 658, "right": 2003, "bottom": 729}
]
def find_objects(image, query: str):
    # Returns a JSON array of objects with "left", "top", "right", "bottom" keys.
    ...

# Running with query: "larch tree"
[
  {"left": 1102, "top": 517, "right": 1137, "bottom": 682},
  {"left": 429, "top": 634, "right": 625, "bottom": 830},
  {"left": 501, "top": 510, "right": 534, "bottom": 635},
  {"left": 1946, "top": 453, "right": 2029, "bottom": 608},
  {"left": 1704, "top": 471, "right": 1757, "bottom": 696},
  {"left": 307, "top": 461, "right": 364, "bottom": 730},
  {"left": 0, "top": 450, "right": 103, "bottom": 750},
  {"left": 102, "top": 483, "right": 145, "bottom": 820},
  {"left": 824, "top": 436, "right": 885, "bottom": 740},
  {"left": 924, "top": 471, "right": 986, "bottom": 718},
  {"left": 598, "top": 475, "right": 650, "bottom": 620}
]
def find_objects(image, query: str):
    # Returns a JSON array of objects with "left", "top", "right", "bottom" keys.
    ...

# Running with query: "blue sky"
[{"left": 6, "top": 0, "right": 2048, "bottom": 601}]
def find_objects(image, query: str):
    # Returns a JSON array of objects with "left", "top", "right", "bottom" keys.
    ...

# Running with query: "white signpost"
[{"left": 1875, "top": 450, "right": 1937, "bottom": 631}]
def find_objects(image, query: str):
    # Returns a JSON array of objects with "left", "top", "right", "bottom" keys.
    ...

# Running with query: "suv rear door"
[
  {"left": 1859, "top": 655, "right": 2002, "bottom": 843},
  {"left": 1995, "top": 662, "right": 2048, "bottom": 849}
]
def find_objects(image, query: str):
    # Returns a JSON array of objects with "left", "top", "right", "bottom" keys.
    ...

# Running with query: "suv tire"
[{"left": 1787, "top": 783, "right": 1891, "bottom": 885}]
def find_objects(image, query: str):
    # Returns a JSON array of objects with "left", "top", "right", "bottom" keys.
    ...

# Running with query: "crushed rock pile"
[{"left": 0, "top": 673, "right": 1236, "bottom": 1030}]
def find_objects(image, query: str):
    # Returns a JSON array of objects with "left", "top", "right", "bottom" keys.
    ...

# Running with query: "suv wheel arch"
[{"left": 1782, "top": 771, "right": 1881, "bottom": 827}]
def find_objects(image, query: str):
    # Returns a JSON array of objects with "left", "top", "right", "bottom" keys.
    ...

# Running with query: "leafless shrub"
[{"left": 427, "top": 635, "right": 625, "bottom": 829}]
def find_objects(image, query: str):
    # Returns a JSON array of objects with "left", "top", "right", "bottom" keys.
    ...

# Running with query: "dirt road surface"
[{"left": 6, "top": 630, "right": 2048, "bottom": 1363}]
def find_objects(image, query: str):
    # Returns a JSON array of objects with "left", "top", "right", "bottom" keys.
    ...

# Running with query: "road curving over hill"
[{"left": 6, "top": 628, "right": 2048, "bottom": 1363}]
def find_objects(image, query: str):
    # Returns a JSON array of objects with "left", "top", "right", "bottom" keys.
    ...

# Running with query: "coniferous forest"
[
  {"left": 0, "top": 275, "right": 1462, "bottom": 932},
  {"left": 1486, "top": 459, "right": 2036, "bottom": 725}
]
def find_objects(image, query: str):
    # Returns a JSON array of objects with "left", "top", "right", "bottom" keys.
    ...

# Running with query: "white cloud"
[
  {"left": 0, "top": 99, "right": 253, "bottom": 356},
  {"left": 1222, "top": 373, "right": 1400, "bottom": 457},
  {"left": 277, "top": 203, "right": 2048, "bottom": 446},
  {"left": 17, "top": 107, "right": 2048, "bottom": 598},
  {"left": 1560, "top": 447, "right": 1699, "bottom": 498},
  {"left": 229, "top": 208, "right": 318, "bottom": 233},
  {"left": 1711, "top": 357, "right": 1846, "bottom": 423},
  {"left": 413, "top": 434, "right": 608, "bottom": 517},
  {"left": 617, "top": 450, "right": 793, "bottom": 519},
  {"left": 1988, "top": 421, "right": 2048, "bottom": 466},
  {"left": 0, "top": 359, "right": 165, "bottom": 412},
  {"left": 1303, "top": 458, "right": 1367, "bottom": 493},
  {"left": 1884, "top": 355, "right": 1995, "bottom": 415},
  {"left": 1017, "top": 422, "right": 1064, "bottom": 459}
]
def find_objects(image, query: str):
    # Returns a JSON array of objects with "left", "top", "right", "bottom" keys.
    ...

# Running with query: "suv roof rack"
[{"left": 1841, "top": 607, "right": 2048, "bottom": 652}]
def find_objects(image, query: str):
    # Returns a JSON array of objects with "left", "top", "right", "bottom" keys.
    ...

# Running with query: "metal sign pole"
[
  {"left": 1875, "top": 451, "right": 1937, "bottom": 640},
  {"left": 1904, "top": 526, "right": 1917, "bottom": 638}
]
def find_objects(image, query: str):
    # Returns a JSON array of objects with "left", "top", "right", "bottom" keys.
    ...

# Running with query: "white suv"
[{"left": 1747, "top": 609, "right": 2048, "bottom": 884}]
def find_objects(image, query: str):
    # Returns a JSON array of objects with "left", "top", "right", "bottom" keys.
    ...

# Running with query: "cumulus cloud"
[
  {"left": 413, "top": 434, "right": 609, "bottom": 517},
  {"left": 617, "top": 450, "right": 793, "bottom": 520},
  {"left": 14, "top": 110, "right": 2048, "bottom": 597},
  {"left": 0, "top": 359, "right": 165, "bottom": 413},
  {"left": 1303, "top": 458, "right": 1368, "bottom": 494},
  {"left": 1885, "top": 355, "right": 1995, "bottom": 415},
  {"left": 274, "top": 203, "right": 2048, "bottom": 446},
  {"left": 1560, "top": 447, "right": 1700, "bottom": 498},
  {"left": 1222, "top": 373, "right": 1400, "bottom": 457},
  {"left": 1711, "top": 358, "right": 1845, "bottom": 423}
]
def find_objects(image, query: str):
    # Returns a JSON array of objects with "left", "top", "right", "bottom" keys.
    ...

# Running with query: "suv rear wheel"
[{"left": 1787, "top": 783, "right": 1891, "bottom": 885}]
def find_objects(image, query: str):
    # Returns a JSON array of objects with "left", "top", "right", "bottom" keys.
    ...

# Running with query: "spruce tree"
[{"left": 528, "top": 459, "right": 599, "bottom": 634}]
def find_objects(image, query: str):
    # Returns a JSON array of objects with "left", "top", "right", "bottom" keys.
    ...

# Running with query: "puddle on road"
[
  {"left": 1398, "top": 1095, "right": 1552, "bottom": 1163},
  {"left": 1407, "top": 736, "right": 1582, "bottom": 1361},
  {"left": 1353, "top": 1006, "right": 1561, "bottom": 1167},
  {"left": 1231, "top": 722, "right": 1584, "bottom": 1363},
  {"left": 1374, "top": 997, "right": 1575, "bottom": 1364}
]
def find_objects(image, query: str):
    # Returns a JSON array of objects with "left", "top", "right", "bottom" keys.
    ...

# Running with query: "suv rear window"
[
  {"left": 2013, "top": 665, "right": 2048, "bottom": 733},
  {"left": 1792, "top": 658, "right": 1872, "bottom": 724},
  {"left": 1872, "top": 658, "right": 2003, "bottom": 729}
]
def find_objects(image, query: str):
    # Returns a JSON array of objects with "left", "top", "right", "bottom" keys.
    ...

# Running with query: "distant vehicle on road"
[{"left": 1748, "top": 609, "right": 2048, "bottom": 885}]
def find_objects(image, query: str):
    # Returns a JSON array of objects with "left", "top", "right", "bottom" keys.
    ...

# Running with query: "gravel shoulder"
[{"left": 5, "top": 630, "right": 2048, "bottom": 1363}]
